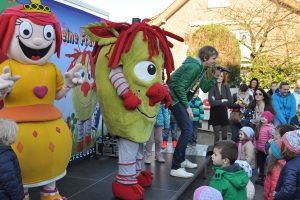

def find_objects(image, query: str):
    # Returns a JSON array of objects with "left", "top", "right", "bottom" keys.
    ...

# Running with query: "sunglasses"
[{"left": 255, "top": 92, "right": 263, "bottom": 96}]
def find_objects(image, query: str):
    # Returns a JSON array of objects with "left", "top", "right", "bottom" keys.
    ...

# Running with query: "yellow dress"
[{"left": 0, "top": 59, "right": 72, "bottom": 187}]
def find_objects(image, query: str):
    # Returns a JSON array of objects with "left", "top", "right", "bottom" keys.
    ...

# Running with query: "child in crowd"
[
  {"left": 189, "top": 91, "right": 204, "bottom": 146},
  {"left": 265, "top": 125, "right": 296, "bottom": 154},
  {"left": 237, "top": 127, "right": 256, "bottom": 169},
  {"left": 210, "top": 141, "right": 249, "bottom": 200},
  {"left": 0, "top": 119, "right": 24, "bottom": 200},
  {"left": 144, "top": 104, "right": 170, "bottom": 164},
  {"left": 290, "top": 103, "right": 300, "bottom": 129},
  {"left": 235, "top": 160, "right": 255, "bottom": 200},
  {"left": 264, "top": 140, "right": 286, "bottom": 200},
  {"left": 255, "top": 111, "right": 274, "bottom": 186},
  {"left": 274, "top": 130, "right": 300, "bottom": 199},
  {"left": 193, "top": 186, "right": 223, "bottom": 200},
  {"left": 162, "top": 111, "right": 178, "bottom": 149}
]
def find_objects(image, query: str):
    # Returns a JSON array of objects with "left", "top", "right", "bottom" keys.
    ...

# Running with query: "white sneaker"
[
  {"left": 181, "top": 159, "right": 197, "bottom": 169},
  {"left": 170, "top": 168, "right": 194, "bottom": 178},
  {"left": 155, "top": 153, "right": 165, "bottom": 163},
  {"left": 144, "top": 155, "right": 152, "bottom": 164}
]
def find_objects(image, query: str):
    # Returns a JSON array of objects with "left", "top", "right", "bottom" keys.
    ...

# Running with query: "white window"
[
  {"left": 207, "top": 0, "right": 230, "bottom": 8},
  {"left": 231, "top": 30, "right": 252, "bottom": 61}
]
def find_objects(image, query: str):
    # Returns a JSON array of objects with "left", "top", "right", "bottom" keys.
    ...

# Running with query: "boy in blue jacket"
[
  {"left": 0, "top": 119, "right": 24, "bottom": 200},
  {"left": 274, "top": 130, "right": 300, "bottom": 200},
  {"left": 189, "top": 91, "right": 204, "bottom": 146}
]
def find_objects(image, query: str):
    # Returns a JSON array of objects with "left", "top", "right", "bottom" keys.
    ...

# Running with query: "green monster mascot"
[{"left": 82, "top": 19, "right": 183, "bottom": 199}]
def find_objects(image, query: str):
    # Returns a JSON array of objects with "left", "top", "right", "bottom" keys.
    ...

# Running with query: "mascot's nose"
[
  {"left": 32, "top": 38, "right": 44, "bottom": 46},
  {"left": 146, "top": 83, "right": 170, "bottom": 107},
  {"left": 81, "top": 82, "right": 91, "bottom": 97}
]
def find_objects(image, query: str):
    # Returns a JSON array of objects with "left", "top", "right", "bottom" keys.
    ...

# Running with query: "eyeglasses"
[{"left": 255, "top": 93, "right": 263, "bottom": 96}]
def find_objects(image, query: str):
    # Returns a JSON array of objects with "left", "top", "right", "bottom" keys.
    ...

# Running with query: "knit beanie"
[
  {"left": 235, "top": 160, "right": 253, "bottom": 178},
  {"left": 240, "top": 126, "right": 254, "bottom": 139},
  {"left": 270, "top": 140, "right": 283, "bottom": 159},
  {"left": 193, "top": 186, "right": 223, "bottom": 200},
  {"left": 261, "top": 111, "right": 274, "bottom": 123},
  {"left": 281, "top": 130, "right": 300, "bottom": 154}
]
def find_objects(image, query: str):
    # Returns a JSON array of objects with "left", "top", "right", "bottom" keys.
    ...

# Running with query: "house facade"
[{"left": 150, "top": 0, "right": 300, "bottom": 69}]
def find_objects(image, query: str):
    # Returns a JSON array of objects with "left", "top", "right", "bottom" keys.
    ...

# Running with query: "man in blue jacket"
[
  {"left": 168, "top": 45, "right": 221, "bottom": 178},
  {"left": 272, "top": 82, "right": 296, "bottom": 126}
]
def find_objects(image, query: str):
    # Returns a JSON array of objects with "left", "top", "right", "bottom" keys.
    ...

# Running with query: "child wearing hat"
[
  {"left": 264, "top": 140, "right": 286, "bottom": 200},
  {"left": 255, "top": 111, "right": 275, "bottom": 186},
  {"left": 237, "top": 127, "right": 256, "bottom": 169},
  {"left": 193, "top": 186, "right": 223, "bottom": 200},
  {"left": 264, "top": 125, "right": 295, "bottom": 159},
  {"left": 0, "top": 119, "right": 24, "bottom": 200},
  {"left": 235, "top": 160, "right": 255, "bottom": 200},
  {"left": 274, "top": 130, "right": 300, "bottom": 199}
]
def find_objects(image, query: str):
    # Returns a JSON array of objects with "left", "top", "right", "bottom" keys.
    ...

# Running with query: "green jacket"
[
  {"left": 209, "top": 164, "right": 249, "bottom": 200},
  {"left": 168, "top": 56, "right": 217, "bottom": 108}
]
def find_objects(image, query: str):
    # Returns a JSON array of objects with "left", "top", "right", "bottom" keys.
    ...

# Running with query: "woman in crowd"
[
  {"left": 242, "top": 88, "right": 276, "bottom": 129},
  {"left": 208, "top": 72, "right": 232, "bottom": 144},
  {"left": 248, "top": 78, "right": 259, "bottom": 98}
]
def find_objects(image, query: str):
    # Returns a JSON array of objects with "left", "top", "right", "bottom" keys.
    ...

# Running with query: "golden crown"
[{"left": 22, "top": 0, "right": 51, "bottom": 14}]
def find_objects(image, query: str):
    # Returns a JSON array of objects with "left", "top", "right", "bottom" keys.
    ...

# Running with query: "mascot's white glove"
[
  {"left": 55, "top": 63, "right": 83, "bottom": 100},
  {"left": 0, "top": 66, "right": 20, "bottom": 99},
  {"left": 63, "top": 63, "right": 84, "bottom": 89}
]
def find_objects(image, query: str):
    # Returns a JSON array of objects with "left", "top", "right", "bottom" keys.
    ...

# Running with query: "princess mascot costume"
[{"left": 0, "top": 0, "right": 83, "bottom": 199}]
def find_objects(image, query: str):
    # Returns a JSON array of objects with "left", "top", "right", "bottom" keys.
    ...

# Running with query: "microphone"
[{"left": 214, "top": 64, "right": 231, "bottom": 73}]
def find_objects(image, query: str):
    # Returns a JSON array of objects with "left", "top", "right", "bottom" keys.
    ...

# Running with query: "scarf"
[{"left": 294, "top": 88, "right": 300, "bottom": 95}]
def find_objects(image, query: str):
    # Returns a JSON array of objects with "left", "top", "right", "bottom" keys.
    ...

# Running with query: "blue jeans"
[
  {"left": 170, "top": 103, "right": 193, "bottom": 169},
  {"left": 163, "top": 121, "right": 178, "bottom": 141},
  {"left": 231, "top": 123, "right": 241, "bottom": 142}
]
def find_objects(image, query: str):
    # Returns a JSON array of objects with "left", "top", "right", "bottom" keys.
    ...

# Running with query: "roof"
[
  {"left": 149, "top": 0, "right": 300, "bottom": 26},
  {"left": 149, "top": 0, "right": 189, "bottom": 26}
]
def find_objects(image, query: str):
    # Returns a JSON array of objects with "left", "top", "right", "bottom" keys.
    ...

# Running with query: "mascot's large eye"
[
  {"left": 43, "top": 25, "right": 55, "bottom": 41},
  {"left": 19, "top": 21, "right": 33, "bottom": 39},
  {"left": 134, "top": 61, "right": 157, "bottom": 82}
]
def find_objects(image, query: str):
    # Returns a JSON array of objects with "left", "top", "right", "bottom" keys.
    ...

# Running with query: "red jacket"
[{"left": 264, "top": 159, "right": 286, "bottom": 200}]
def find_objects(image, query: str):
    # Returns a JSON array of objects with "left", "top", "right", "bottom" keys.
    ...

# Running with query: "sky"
[{"left": 77, "top": 0, "right": 174, "bottom": 22}]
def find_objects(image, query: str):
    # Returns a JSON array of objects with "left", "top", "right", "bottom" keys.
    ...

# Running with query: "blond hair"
[{"left": 0, "top": 119, "right": 18, "bottom": 146}]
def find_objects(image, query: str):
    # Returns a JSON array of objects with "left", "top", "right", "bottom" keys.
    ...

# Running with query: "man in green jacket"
[{"left": 169, "top": 45, "right": 221, "bottom": 178}]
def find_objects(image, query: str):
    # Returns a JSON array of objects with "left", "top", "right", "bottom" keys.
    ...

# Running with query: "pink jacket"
[
  {"left": 264, "top": 159, "right": 286, "bottom": 200},
  {"left": 257, "top": 123, "right": 274, "bottom": 152}
]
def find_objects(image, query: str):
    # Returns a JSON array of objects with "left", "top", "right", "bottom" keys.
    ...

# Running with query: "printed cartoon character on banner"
[
  {"left": 0, "top": 1, "right": 83, "bottom": 200},
  {"left": 66, "top": 48, "right": 97, "bottom": 152},
  {"left": 82, "top": 19, "right": 183, "bottom": 200}
]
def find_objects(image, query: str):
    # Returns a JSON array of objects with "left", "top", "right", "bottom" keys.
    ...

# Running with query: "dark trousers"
[
  {"left": 257, "top": 150, "right": 267, "bottom": 177},
  {"left": 170, "top": 103, "right": 193, "bottom": 169},
  {"left": 212, "top": 125, "right": 227, "bottom": 144},
  {"left": 191, "top": 121, "right": 200, "bottom": 143},
  {"left": 163, "top": 121, "right": 178, "bottom": 141},
  {"left": 231, "top": 123, "right": 241, "bottom": 142}
]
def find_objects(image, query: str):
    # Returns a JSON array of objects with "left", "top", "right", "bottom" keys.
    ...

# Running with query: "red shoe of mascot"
[
  {"left": 82, "top": 19, "right": 183, "bottom": 199},
  {"left": 0, "top": 1, "right": 83, "bottom": 199}
]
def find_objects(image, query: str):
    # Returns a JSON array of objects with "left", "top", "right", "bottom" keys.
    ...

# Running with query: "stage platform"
[{"left": 28, "top": 144, "right": 211, "bottom": 200}]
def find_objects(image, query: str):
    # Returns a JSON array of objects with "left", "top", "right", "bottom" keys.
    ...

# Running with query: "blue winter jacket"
[
  {"left": 0, "top": 146, "right": 24, "bottom": 200},
  {"left": 272, "top": 91, "right": 296, "bottom": 125},
  {"left": 155, "top": 104, "right": 170, "bottom": 129},
  {"left": 275, "top": 156, "right": 300, "bottom": 200}
]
